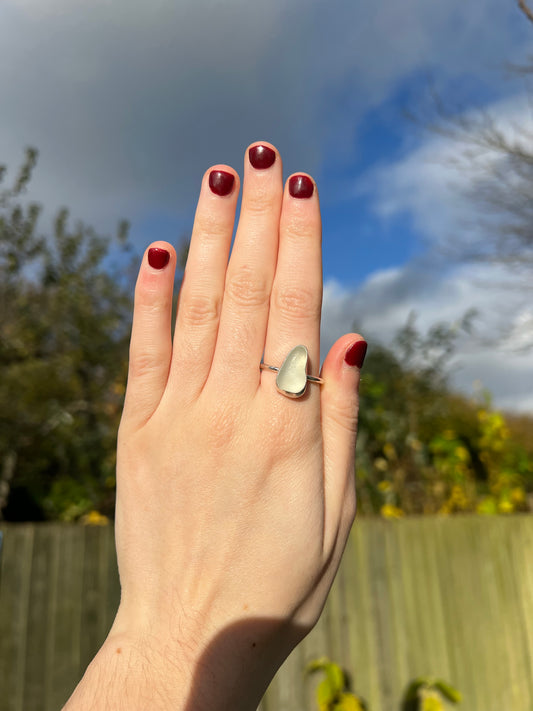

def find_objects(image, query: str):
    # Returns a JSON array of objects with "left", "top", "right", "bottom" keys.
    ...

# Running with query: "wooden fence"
[{"left": 1, "top": 516, "right": 532, "bottom": 710}]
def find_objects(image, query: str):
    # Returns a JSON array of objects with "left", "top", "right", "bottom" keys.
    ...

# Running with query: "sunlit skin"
[{"left": 64, "top": 142, "right": 366, "bottom": 711}]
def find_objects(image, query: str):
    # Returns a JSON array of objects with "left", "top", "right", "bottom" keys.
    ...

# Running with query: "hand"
[{"left": 64, "top": 142, "right": 366, "bottom": 711}]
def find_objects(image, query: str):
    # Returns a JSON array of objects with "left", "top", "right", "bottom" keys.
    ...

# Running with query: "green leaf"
[
  {"left": 317, "top": 678, "right": 335, "bottom": 708},
  {"left": 433, "top": 680, "right": 462, "bottom": 704},
  {"left": 325, "top": 661, "right": 345, "bottom": 696},
  {"left": 306, "top": 658, "right": 346, "bottom": 697},
  {"left": 306, "top": 657, "right": 331, "bottom": 676},
  {"left": 404, "top": 678, "right": 430, "bottom": 701}
]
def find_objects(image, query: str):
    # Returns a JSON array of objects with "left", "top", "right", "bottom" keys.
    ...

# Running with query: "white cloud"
[
  {"left": 344, "top": 91, "right": 533, "bottom": 412},
  {"left": 321, "top": 263, "right": 533, "bottom": 414},
  {"left": 358, "top": 92, "right": 533, "bottom": 250}
]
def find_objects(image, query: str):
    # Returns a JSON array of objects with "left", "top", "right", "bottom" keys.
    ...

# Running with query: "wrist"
[
  {"left": 62, "top": 631, "right": 191, "bottom": 711},
  {"left": 63, "top": 613, "right": 289, "bottom": 711}
]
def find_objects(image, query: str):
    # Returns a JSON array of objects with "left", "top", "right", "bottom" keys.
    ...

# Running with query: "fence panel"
[{"left": 0, "top": 517, "right": 532, "bottom": 711}]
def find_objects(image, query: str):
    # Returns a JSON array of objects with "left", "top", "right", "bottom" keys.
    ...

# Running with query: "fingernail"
[
  {"left": 148, "top": 247, "right": 170, "bottom": 270},
  {"left": 345, "top": 340, "right": 367, "bottom": 368},
  {"left": 209, "top": 170, "right": 235, "bottom": 196},
  {"left": 289, "top": 175, "right": 314, "bottom": 199},
  {"left": 249, "top": 145, "right": 276, "bottom": 170}
]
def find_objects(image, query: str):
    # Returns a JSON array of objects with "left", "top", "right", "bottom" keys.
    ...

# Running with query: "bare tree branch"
[
  {"left": 399, "top": 4, "right": 533, "bottom": 347},
  {"left": 518, "top": 0, "right": 533, "bottom": 25}
]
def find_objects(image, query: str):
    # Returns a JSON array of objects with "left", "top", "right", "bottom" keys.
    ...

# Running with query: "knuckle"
[
  {"left": 273, "top": 283, "right": 321, "bottom": 322},
  {"left": 284, "top": 214, "right": 316, "bottom": 241},
  {"left": 128, "top": 350, "right": 163, "bottom": 381},
  {"left": 244, "top": 186, "right": 279, "bottom": 216},
  {"left": 181, "top": 292, "right": 221, "bottom": 327},
  {"left": 136, "top": 283, "right": 170, "bottom": 312},
  {"left": 328, "top": 403, "right": 359, "bottom": 437},
  {"left": 225, "top": 267, "right": 270, "bottom": 309},
  {"left": 194, "top": 213, "right": 231, "bottom": 242}
]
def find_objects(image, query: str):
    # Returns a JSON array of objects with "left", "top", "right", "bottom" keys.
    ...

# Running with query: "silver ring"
[{"left": 260, "top": 345, "right": 324, "bottom": 398}]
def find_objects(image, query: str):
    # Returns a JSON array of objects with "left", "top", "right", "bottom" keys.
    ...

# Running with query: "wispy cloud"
[
  {"left": 336, "top": 89, "right": 533, "bottom": 411},
  {"left": 357, "top": 92, "right": 533, "bottom": 250},
  {"left": 321, "top": 263, "right": 533, "bottom": 413}
]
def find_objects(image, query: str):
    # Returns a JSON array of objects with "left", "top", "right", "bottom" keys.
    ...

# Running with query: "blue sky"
[{"left": 1, "top": 0, "right": 532, "bottom": 410}]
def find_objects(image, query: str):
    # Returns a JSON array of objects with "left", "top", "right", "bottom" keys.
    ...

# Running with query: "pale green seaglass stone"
[{"left": 276, "top": 345, "right": 308, "bottom": 398}]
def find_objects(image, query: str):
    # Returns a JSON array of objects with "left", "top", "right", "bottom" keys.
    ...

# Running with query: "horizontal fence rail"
[{"left": 0, "top": 517, "right": 532, "bottom": 711}]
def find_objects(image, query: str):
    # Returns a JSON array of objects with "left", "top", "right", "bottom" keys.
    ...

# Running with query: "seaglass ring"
[{"left": 260, "top": 345, "right": 324, "bottom": 398}]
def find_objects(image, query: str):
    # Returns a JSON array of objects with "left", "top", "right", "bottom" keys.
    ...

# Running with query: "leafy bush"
[
  {"left": 307, "top": 658, "right": 461, "bottom": 711},
  {"left": 1, "top": 150, "right": 531, "bottom": 521},
  {"left": 356, "top": 318, "right": 533, "bottom": 517},
  {"left": 306, "top": 657, "right": 367, "bottom": 711}
]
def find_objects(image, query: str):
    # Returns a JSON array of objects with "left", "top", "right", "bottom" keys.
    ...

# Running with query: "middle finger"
[{"left": 210, "top": 142, "right": 283, "bottom": 391}]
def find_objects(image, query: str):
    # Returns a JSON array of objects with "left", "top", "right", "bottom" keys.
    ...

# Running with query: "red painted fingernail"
[
  {"left": 148, "top": 247, "right": 170, "bottom": 270},
  {"left": 249, "top": 145, "right": 276, "bottom": 170},
  {"left": 209, "top": 170, "right": 235, "bottom": 196},
  {"left": 289, "top": 175, "right": 314, "bottom": 198},
  {"left": 345, "top": 340, "right": 367, "bottom": 368}
]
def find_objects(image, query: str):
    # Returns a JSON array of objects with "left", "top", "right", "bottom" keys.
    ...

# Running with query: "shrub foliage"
[{"left": 1, "top": 150, "right": 531, "bottom": 521}]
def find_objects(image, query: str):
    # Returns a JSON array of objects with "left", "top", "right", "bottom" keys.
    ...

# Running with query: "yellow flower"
[
  {"left": 446, "top": 485, "right": 470, "bottom": 511},
  {"left": 421, "top": 692, "right": 444, "bottom": 711},
  {"left": 498, "top": 499, "right": 514, "bottom": 514},
  {"left": 511, "top": 487, "right": 526, "bottom": 505},
  {"left": 378, "top": 480, "right": 391, "bottom": 492},
  {"left": 113, "top": 381, "right": 126, "bottom": 395},
  {"left": 380, "top": 504, "right": 404, "bottom": 519},
  {"left": 476, "top": 497, "right": 497, "bottom": 515},
  {"left": 454, "top": 446, "right": 470, "bottom": 463},
  {"left": 81, "top": 510, "right": 110, "bottom": 526},
  {"left": 451, "top": 485, "right": 466, "bottom": 501},
  {"left": 492, "top": 413, "right": 505, "bottom": 429},
  {"left": 374, "top": 457, "right": 388, "bottom": 472},
  {"left": 383, "top": 443, "right": 397, "bottom": 461}
]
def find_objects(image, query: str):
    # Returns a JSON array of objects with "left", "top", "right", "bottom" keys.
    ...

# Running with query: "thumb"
[{"left": 320, "top": 334, "right": 367, "bottom": 542}]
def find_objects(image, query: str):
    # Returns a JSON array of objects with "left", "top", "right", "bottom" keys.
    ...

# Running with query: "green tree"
[
  {"left": 356, "top": 313, "right": 475, "bottom": 513},
  {"left": 0, "top": 148, "right": 133, "bottom": 521},
  {"left": 355, "top": 313, "right": 533, "bottom": 515}
]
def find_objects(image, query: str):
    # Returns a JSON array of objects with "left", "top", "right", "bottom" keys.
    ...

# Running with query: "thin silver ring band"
[{"left": 260, "top": 362, "right": 324, "bottom": 384}]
